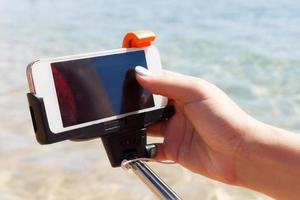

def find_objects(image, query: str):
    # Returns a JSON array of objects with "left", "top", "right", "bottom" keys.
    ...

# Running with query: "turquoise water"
[{"left": 1, "top": 0, "right": 300, "bottom": 199}]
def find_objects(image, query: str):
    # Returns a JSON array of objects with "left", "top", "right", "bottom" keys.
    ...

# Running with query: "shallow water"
[{"left": 1, "top": 0, "right": 300, "bottom": 199}]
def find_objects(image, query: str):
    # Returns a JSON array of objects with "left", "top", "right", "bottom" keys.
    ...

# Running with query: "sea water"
[{"left": 1, "top": 0, "right": 300, "bottom": 199}]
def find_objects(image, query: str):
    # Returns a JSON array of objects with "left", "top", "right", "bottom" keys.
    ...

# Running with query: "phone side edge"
[
  {"left": 145, "top": 45, "right": 168, "bottom": 108},
  {"left": 26, "top": 60, "right": 40, "bottom": 94}
]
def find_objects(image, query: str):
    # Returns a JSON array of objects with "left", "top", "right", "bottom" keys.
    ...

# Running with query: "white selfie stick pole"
[{"left": 122, "top": 159, "right": 182, "bottom": 200}]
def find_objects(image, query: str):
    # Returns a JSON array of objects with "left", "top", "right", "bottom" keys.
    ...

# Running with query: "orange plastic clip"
[{"left": 122, "top": 30, "right": 156, "bottom": 48}]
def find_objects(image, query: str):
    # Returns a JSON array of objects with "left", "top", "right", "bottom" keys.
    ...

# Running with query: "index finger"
[{"left": 135, "top": 68, "right": 209, "bottom": 103}]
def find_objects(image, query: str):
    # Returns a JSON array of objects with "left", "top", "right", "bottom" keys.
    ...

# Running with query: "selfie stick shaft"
[{"left": 128, "top": 160, "right": 182, "bottom": 200}]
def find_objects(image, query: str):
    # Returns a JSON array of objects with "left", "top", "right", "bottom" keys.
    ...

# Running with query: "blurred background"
[{"left": 1, "top": 0, "right": 300, "bottom": 199}]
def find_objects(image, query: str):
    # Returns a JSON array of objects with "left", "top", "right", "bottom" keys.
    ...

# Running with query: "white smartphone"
[{"left": 26, "top": 46, "right": 167, "bottom": 134}]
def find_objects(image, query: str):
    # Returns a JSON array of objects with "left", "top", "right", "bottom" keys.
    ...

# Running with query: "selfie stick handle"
[{"left": 127, "top": 160, "right": 182, "bottom": 200}]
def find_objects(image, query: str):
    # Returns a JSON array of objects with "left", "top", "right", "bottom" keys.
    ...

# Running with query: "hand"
[
  {"left": 135, "top": 67, "right": 300, "bottom": 200},
  {"left": 135, "top": 69, "right": 258, "bottom": 184}
]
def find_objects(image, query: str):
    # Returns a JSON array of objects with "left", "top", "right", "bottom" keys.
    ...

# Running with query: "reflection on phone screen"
[{"left": 51, "top": 51, "right": 154, "bottom": 127}]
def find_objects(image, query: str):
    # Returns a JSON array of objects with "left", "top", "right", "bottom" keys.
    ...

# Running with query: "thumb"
[{"left": 135, "top": 66, "right": 208, "bottom": 103}]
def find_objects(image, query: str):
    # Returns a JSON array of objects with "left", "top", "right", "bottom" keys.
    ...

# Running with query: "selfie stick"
[
  {"left": 26, "top": 30, "right": 182, "bottom": 200},
  {"left": 121, "top": 30, "right": 182, "bottom": 200},
  {"left": 122, "top": 159, "right": 182, "bottom": 200}
]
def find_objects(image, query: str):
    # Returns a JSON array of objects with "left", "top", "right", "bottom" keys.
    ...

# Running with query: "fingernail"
[{"left": 135, "top": 66, "right": 152, "bottom": 76}]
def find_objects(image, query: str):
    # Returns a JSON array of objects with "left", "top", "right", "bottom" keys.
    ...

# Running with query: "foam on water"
[{"left": 1, "top": 0, "right": 299, "bottom": 199}]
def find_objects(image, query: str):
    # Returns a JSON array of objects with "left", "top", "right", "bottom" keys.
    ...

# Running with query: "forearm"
[{"left": 235, "top": 121, "right": 300, "bottom": 199}]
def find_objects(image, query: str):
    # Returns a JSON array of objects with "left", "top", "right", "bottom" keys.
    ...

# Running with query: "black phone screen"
[{"left": 51, "top": 50, "right": 154, "bottom": 127}]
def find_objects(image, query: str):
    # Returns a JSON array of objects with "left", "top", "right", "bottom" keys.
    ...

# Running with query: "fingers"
[
  {"left": 146, "top": 124, "right": 169, "bottom": 161},
  {"left": 147, "top": 121, "right": 166, "bottom": 137},
  {"left": 146, "top": 101, "right": 181, "bottom": 138},
  {"left": 154, "top": 143, "right": 168, "bottom": 161},
  {"left": 135, "top": 67, "right": 209, "bottom": 103}
]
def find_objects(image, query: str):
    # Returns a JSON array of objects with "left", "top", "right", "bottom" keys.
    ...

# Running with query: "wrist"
[
  {"left": 234, "top": 120, "right": 300, "bottom": 199},
  {"left": 234, "top": 119, "right": 272, "bottom": 187}
]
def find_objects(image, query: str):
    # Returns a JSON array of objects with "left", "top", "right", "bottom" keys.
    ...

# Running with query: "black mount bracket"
[
  {"left": 27, "top": 93, "right": 174, "bottom": 167},
  {"left": 101, "top": 128, "right": 147, "bottom": 167}
]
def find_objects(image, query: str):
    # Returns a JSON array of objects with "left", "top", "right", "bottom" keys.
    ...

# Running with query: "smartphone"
[{"left": 26, "top": 46, "right": 167, "bottom": 134}]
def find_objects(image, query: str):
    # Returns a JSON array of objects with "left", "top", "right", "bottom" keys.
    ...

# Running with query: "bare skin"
[{"left": 136, "top": 70, "right": 300, "bottom": 200}]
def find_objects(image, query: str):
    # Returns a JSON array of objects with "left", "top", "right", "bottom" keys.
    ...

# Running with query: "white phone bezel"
[{"left": 29, "top": 46, "right": 167, "bottom": 133}]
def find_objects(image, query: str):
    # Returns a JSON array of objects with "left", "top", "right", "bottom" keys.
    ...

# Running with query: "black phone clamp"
[{"left": 27, "top": 30, "right": 182, "bottom": 199}]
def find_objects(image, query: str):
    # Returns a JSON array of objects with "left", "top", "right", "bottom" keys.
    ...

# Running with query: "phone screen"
[{"left": 51, "top": 50, "right": 154, "bottom": 127}]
